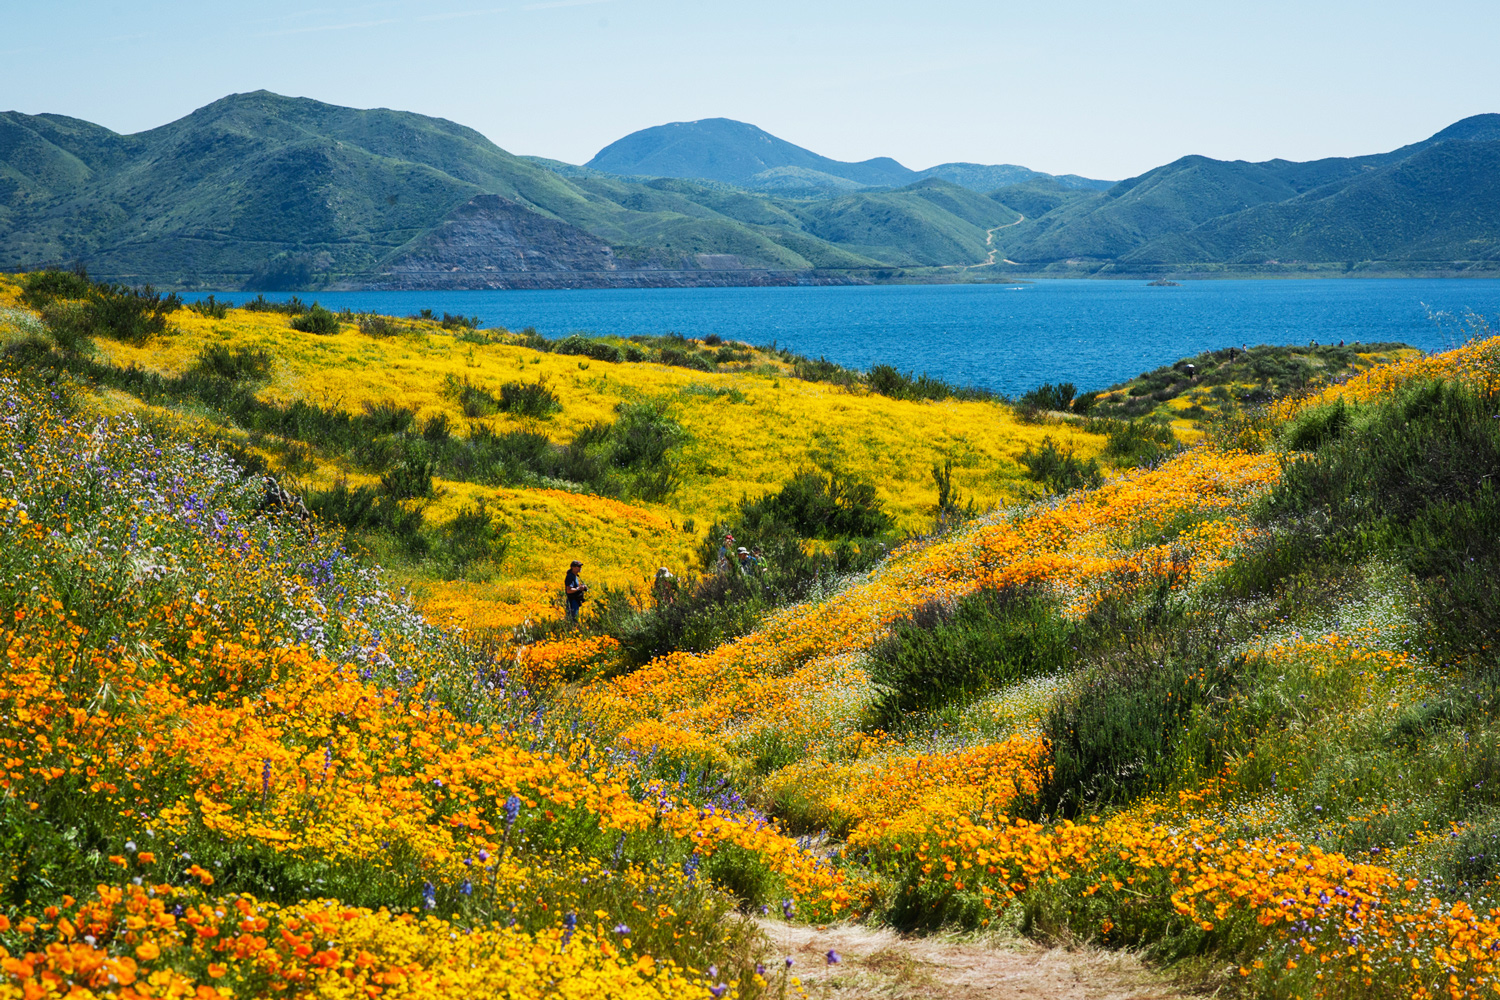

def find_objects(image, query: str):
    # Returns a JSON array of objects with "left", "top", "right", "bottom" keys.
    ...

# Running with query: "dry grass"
[{"left": 760, "top": 921, "right": 1189, "bottom": 1000}]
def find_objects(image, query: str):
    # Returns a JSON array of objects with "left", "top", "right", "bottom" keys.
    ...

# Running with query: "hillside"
[
  {"left": 992, "top": 113, "right": 1500, "bottom": 274},
  {"left": 5, "top": 95, "right": 1496, "bottom": 285},
  {"left": 1, "top": 271, "right": 1500, "bottom": 997},
  {"left": 583, "top": 116, "right": 1111, "bottom": 194}
]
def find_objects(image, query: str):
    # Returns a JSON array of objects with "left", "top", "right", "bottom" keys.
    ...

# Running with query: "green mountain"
[
  {"left": 0, "top": 93, "right": 1030, "bottom": 287},
  {"left": 991, "top": 115, "right": 1500, "bottom": 274},
  {"left": 2, "top": 94, "right": 1495, "bottom": 287},
  {"left": 582, "top": 117, "right": 1109, "bottom": 194}
]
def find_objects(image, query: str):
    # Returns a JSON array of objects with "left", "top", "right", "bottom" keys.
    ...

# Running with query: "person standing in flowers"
[
  {"left": 564, "top": 559, "right": 588, "bottom": 622},
  {"left": 653, "top": 566, "right": 678, "bottom": 605},
  {"left": 716, "top": 533, "right": 735, "bottom": 574}
]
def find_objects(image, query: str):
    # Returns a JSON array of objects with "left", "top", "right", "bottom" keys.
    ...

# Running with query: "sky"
[{"left": 3, "top": 0, "right": 1498, "bottom": 180}]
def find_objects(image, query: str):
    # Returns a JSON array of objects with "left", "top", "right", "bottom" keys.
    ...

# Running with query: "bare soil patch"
[{"left": 760, "top": 921, "right": 1189, "bottom": 1000}]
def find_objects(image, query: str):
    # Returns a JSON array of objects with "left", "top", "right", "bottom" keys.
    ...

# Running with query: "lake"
[{"left": 195, "top": 279, "right": 1500, "bottom": 396}]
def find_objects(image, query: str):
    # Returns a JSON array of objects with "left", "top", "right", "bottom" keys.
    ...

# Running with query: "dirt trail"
[
  {"left": 963, "top": 214, "right": 1024, "bottom": 270},
  {"left": 761, "top": 921, "right": 1187, "bottom": 1000}
]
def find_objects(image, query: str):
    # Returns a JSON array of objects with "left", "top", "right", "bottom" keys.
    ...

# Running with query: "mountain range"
[
  {"left": 0, "top": 91, "right": 1496, "bottom": 289},
  {"left": 583, "top": 117, "right": 1110, "bottom": 195}
]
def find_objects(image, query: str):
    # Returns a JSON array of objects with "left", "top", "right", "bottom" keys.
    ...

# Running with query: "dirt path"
[
  {"left": 965, "top": 214, "right": 1025, "bottom": 270},
  {"left": 760, "top": 921, "right": 1187, "bottom": 1000}
]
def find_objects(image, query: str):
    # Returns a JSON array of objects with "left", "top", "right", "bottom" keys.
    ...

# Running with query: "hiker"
[
  {"left": 564, "top": 559, "right": 588, "bottom": 622},
  {"left": 716, "top": 534, "right": 735, "bottom": 574},
  {"left": 653, "top": 566, "right": 678, "bottom": 605}
]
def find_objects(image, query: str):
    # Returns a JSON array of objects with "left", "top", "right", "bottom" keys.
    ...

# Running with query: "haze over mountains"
[{"left": 0, "top": 91, "right": 1496, "bottom": 289}]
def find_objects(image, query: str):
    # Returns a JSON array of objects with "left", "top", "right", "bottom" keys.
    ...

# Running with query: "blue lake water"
[{"left": 196, "top": 279, "right": 1500, "bottom": 396}]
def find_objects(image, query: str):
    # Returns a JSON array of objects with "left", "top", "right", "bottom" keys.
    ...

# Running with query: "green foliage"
[
  {"left": 736, "top": 468, "right": 894, "bottom": 541},
  {"left": 288, "top": 303, "right": 340, "bottom": 335},
  {"left": 1018, "top": 381, "right": 1076, "bottom": 411},
  {"left": 357, "top": 313, "right": 402, "bottom": 337},
  {"left": 189, "top": 344, "right": 273, "bottom": 384},
  {"left": 866, "top": 364, "right": 995, "bottom": 403},
  {"left": 1018, "top": 435, "right": 1102, "bottom": 492},
  {"left": 866, "top": 589, "right": 1077, "bottom": 726},
  {"left": 188, "top": 295, "right": 230, "bottom": 319},
  {"left": 442, "top": 374, "right": 501, "bottom": 418},
  {"left": 1097, "top": 419, "right": 1179, "bottom": 467},
  {"left": 438, "top": 499, "right": 510, "bottom": 581},
  {"left": 1036, "top": 601, "right": 1242, "bottom": 816},
  {"left": 242, "top": 294, "right": 309, "bottom": 315},
  {"left": 19, "top": 268, "right": 92, "bottom": 308},
  {"left": 499, "top": 379, "right": 562, "bottom": 419},
  {"left": 1267, "top": 379, "right": 1500, "bottom": 669}
]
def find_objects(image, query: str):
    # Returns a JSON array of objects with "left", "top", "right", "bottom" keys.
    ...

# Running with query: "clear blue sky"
[{"left": 4, "top": 0, "right": 1497, "bottom": 180}]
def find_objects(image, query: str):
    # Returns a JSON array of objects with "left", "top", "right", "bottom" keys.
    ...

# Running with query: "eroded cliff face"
[
  {"left": 357, "top": 193, "right": 857, "bottom": 289},
  {"left": 372, "top": 194, "right": 617, "bottom": 278}
]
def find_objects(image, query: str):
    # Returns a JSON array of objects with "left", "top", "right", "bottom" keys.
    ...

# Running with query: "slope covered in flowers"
[{"left": 2, "top": 272, "right": 1499, "bottom": 999}]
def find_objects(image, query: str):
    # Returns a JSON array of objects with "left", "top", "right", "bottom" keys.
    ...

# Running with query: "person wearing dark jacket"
[{"left": 564, "top": 560, "right": 588, "bottom": 622}]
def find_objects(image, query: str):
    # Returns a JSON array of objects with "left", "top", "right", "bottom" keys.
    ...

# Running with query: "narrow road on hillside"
[
  {"left": 966, "top": 214, "right": 1024, "bottom": 269},
  {"left": 764, "top": 921, "right": 1187, "bottom": 1000}
]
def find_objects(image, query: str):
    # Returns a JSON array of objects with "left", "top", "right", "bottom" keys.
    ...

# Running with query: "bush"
[
  {"left": 554, "top": 335, "right": 623, "bottom": 363},
  {"left": 361, "top": 400, "right": 415, "bottom": 435},
  {"left": 20, "top": 269, "right": 93, "bottom": 308},
  {"left": 867, "top": 365, "right": 994, "bottom": 403},
  {"left": 1099, "top": 420, "right": 1178, "bottom": 468},
  {"left": 499, "top": 379, "right": 562, "bottom": 419},
  {"left": 1037, "top": 605, "right": 1242, "bottom": 816},
  {"left": 37, "top": 302, "right": 95, "bottom": 354},
  {"left": 357, "top": 313, "right": 402, "bottom": 338},
  {"left": 442, "top": 375, "right": 501, "bottom": 418},
  {"left": 288, "top": 304, "right": 340, "bottom": 335},
  {"left": 1270, "top": 379, "right": 1500, "bottom": 670},
  {"left": 1018, "top": 382, "right": 1077, "bottom": 411},
  {"left": 867, "top": 588, "right": 1076, "bottom": 725},
  {"left": 189, "top": 345, "right": 273, "bottom": 384},
  {"left": 659, "top": 347, "right": 713, "bottom": 372},
  {"left": 438, "top": 500, "right": 509, "bottom": 581},
  {"left": 242, "top": 295, "right": 309, "bottom": 316},
  {"left": 738, "top": 468, "right": 893, "bottom": 540},
  {"left": 188, "top": 296, "right": 230, "bottom": 319},
  {"left": 1018, "top": 436, "right": 1102, "bottom": 492},
  {"left": 440, "top": 312, "right": 480, "bottom": 331},
  {"left": 380, "top": 459, "right": 435, "bottom": 500}
]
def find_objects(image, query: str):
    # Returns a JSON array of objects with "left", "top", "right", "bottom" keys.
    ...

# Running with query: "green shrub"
[
  {"left": 1099, "top": 420, "right": 1178, "bottom": 468},
  {"left": 1018, "top": 382, "right": 1077, "bottom": 411},
  {"left": 242, "top": 295, "right": 309, "bottom": 315},
  {"left": 20, "top": 269, "right": 93, "bottom": 308},
  {"left": 37, "top": 302, "right": 95, "bottom": 354},
  {"left": 1018, "top": 436, "right": 1102, "bottom": 492},
  {"left": 288, "top": 304, "right": 340, "bottom": 335},
  {"left": 189, "top": 344, "right": 273, "bottom": 384},
  {"left": 380, "top": 459, "right": 435, "bottom": 500},
  {"left": 439, "top": 499, "right": 510, "bottom": 581},
  {"left": 440, "top": 312, "right": 480, "bottom": 331},
  {"left": 499, "top": 379, "right": 562, "bottom": 419},
  {"left": 1280, "top": 400, "right": 1350, "bottom": 451},
  {"left": 442, "top": 375, "right": 501, "bottom": 418},
  {"left": 737, "top": 468, "right": 893, "bottom": 540},
  {"left": 361, "top": 400, "right": 415, "bottom": 435},
  {"left": 188, "top": 296, "right": 230, "bottom": 319},
  {"left": 867, "top": 364, "right": 995, "bottom": 403},
  {"left": 555, "top": 334, "right": 623, "bottom": 363},
  {"left": 1268, "top": 379, "right": 1500, "bottom": 669},
  {"left": 866, "top": 588, "right": 1077, "bottom": 725},
  {"left": 357, "top": 313, "right": 401, "bottom": 337},
  {"left": 1036, "top": 605, "right": 1243, "bottom": 816}
]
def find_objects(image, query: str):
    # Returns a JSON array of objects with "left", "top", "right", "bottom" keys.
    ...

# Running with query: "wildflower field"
[{"left": 0, "top": 271, "right": 1497, "bottom": 998}]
